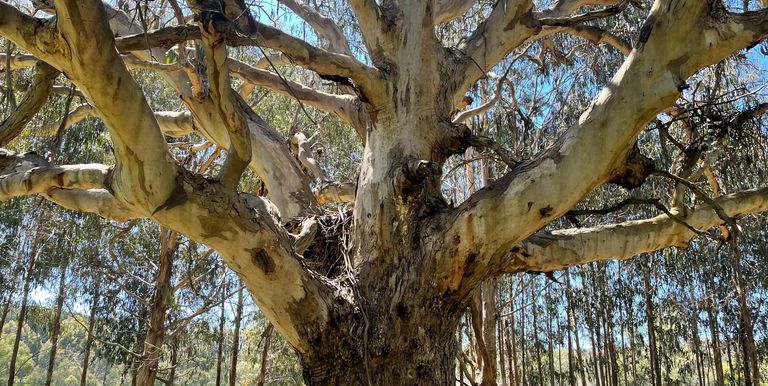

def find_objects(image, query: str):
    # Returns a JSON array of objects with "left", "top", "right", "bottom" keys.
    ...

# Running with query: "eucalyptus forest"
[{"left": 1, "top": 0, "right": 768, "bottom": 384}]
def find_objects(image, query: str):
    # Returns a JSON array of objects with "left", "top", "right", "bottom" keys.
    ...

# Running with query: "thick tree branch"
[
  {"left": 0, "top": 147, "right": 136, "bottom": 221},
  {"left": 280, "top": 0, "right": 352, "bottom": 55},
  {"left": 46, "top": 188, "right": 139, "bottom": 221},
  {"left": 348, "top": 0, "right": 397, "bottom": 58},
  {"left": 0, "top": 61, "right": 59, "bottom": 145},
  {"left": 454, "top": 0, "right": 539, "bottom": 98},
  {"left": 48, "top": 0, "right": 178, "bottom": 212},
  {"left": 508, "top": 187, "right": 768, "bottom": 273},
  {"left": 537, "top": 1, "right": 630, "bottom": 26},
  {"left": 43, "top": 105, "right": 195, "bottom": 138},
  {"left": 229, "top": 59, "right": 366, "bottom": 136},
  {"left": 0, "top": 1, "right": 64, "bottom": 63},
  {"left": 146, "top": 169, "right": 337, "bottom": 353},
  {"left": 195, "top": 11, "right": 252, "bottom": 189},
  {"left": 434, "top": 0, "right": 478, "bottom": 24},
  {"left": 437, "top": 0, "right": 768, "bottom": 295},
  {"left": 114, "top": 22, "right": 381, "bottom": 94},
  {"left": 94, "top": 2, "right": 319, "bottom": 217},
  {"left": 1, "top": 0, "right": 350, "bottom": 354},
  {"left": 546, "top": 24, "right": 632, "bottom": 56},
  {"left": 314, "top": 181, "right": 355, "bottom": 205},
  {"left": 539, "top": 0, "right": 628, "bottom": 18},
  {"left": 0, "top": 162, "right": 111, "bottom": 200}
]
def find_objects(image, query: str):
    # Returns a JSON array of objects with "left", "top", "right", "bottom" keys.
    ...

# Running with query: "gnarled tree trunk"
[{"left": 0, "top": 0, "right": 767, "bottom": 385}]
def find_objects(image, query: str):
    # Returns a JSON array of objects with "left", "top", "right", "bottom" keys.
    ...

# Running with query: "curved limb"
[{"left": 436, "top": 0, "right": 768, "bottom": 295}]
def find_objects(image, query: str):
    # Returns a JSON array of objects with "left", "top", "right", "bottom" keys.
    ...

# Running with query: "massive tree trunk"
[
  {"left": 300, "top": 310, "right": 460, "bottom": 384},
  {"left": 1, "top": 0, "right": 767, "bottom": 384}
]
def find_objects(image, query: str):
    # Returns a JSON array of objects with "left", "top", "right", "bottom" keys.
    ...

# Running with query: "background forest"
[{"left": 1, "top": 0, "right": 767, "bottom": 385}]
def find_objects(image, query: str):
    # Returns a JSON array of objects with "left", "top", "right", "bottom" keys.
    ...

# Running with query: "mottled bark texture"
[{"left": 1, "top": 0, "right": 768, "bottom": 384}]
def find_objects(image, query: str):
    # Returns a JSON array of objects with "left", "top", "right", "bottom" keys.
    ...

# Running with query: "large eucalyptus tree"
[{"left": 1, "top": 0, "right": 767, "bottom": 383}]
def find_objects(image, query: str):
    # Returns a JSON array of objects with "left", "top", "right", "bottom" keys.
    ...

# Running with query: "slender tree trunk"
[
  {"left": 643, "top": 266, "right": 661, "bottom": 386},
  {"left": 731, "top": 250, "right": 760, "bottom": 386},
  {"left": 45, "top": 262, "right": 69, "bottom": 386},
  {"left": 533, "top": 300, "right": 544, "bottom": 385},
  {"left": 136, "top": 228, "right": 177, "bottom": 386},
  {"left": 256, "top": 323, "right": 273, "bottom": 386},
  {"left": 627, "top": 307, "right": 638, "bottom": 386},
  {"left": 565, "top": 286, "right": 575, "bottom": 386},
  {"left": 703, "top": 273, "right": 725, "bottom": 386},
  {"left": 0, "top": 269, "right": 19, "bottom": 338},
  {"left": 567, "top": 274, "right": 587, "bottom": 386},
  {"left": 546, "top": 288, "right": 556, "bottom": 386},
  {"left": 618, "top": 307, "right": 628, "bottom": 386},
  {"left": 229, "top": 285, "right": 244, "bottom": 386},
  {"left": 590, "top": 295, "right": 605, "bottom": 386},
  {"left": 588, "top": 315, "right": 600, "bottom": 386},
  {"left": 467, "top": 156, "right": 498, "bottom": 386},
  {"left": 506, "top": 317, "right": 518, "bottom": 386},
  {"left": 687, "top": 284, "right": 705, "bottom": 386},
  {"left": 599, "top": 271, "right": 618, "bottom": 386},
  {"left": 483, "top": 281, "right": 498, "bottom": 385},
  {"left": 726, "top": 333, "right": 735, "bottom": 386},
  {"left": 471, "top": 291, "right": 489, "bottom": 383},
  {"left": 168, "top": 337, "right": 178, "bottom": 386},
  {"left": 498, "top": 316, "right": 507, "bottom": 386},
  {"left": 0, "top": 291, "right": 12, "bottom": 338},
  {"left": 7, "top": 245, "right": 38, "bottom": 386},
  {"left": 215, "top": 284, "right": 226, "bottom": 386},
  {"left": 520, "top": 292, "right": 527, "bottom": 386},
  {"left": 80, "top": 276, "right": 102, "bottom": 386}
]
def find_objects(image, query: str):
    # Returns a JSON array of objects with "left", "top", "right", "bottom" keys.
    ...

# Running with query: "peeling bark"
[{"left": 1, "top": 0, "right": 768, "bottom": 384}]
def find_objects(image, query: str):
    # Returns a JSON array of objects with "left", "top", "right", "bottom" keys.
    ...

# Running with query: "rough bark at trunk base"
[{"left": 299, "top": 310, "right": 460, "bottom": 385}]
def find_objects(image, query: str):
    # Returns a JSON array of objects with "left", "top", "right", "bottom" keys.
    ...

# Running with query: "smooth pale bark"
[
  {"left": 1, "top": 0, "right": 768, "bottom": 384},
  {"left": 434, "top": 0, "right": 478, "bottom": 24},
  {"left": 229, "top": 59, "right": 366, "bottom": 135},
  {"left": 0, "top": 61, "right": 59, "bottom": 145},
  {"left": 511, "top": 187, "right": 768, "bottom": 272},
  {"left": 440, "top": 1, "right": 768, "bottom": 293},
  {"left": 279, "top": 0, "right": 352, "bottom": 56}
]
